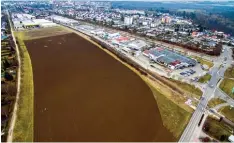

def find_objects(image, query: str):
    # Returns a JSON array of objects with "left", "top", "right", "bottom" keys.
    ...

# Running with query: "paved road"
[
  {"left": 212, "top": 103, "right": 229, "bottom": 111},
  {"left": 6, "top": 11, "right": 22, "bottom": 142},
  {"left": 214, "top": 88, "right": 234, "bottom": 107},
  {"left": 179, "top": 46, "right": 232, "bottom": 142}
]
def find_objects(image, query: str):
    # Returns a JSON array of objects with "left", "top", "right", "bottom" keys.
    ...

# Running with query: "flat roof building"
[{"left": 128, "top": 40, "right": 147, "bottom": 50}]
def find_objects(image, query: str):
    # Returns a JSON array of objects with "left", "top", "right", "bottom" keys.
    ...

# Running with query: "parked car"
[
  {"left": 180, "top": 72, "right": 186, "bottom": 75},
  {"left": 185, "top": 71, "right": 192, "bottom": 76},
  {"left": 150, "top": 65, "right": 155, "bottom": 68}
]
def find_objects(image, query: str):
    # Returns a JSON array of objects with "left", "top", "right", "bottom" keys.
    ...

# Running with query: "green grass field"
[
  {"left": 198, "top": 73, "right": 211, "bottom": 83},
  {"left": 169, "top": 79, "right": 203, "bottom": 99},
  {"left": 219, "top": 79, "right": 234, "bottom": 99},
  {"left": 208, "top": 98, "right": 226, "bottom": 108},
  {"left": 220, "top": 106, "right": 234, "bottom": 123},
  {"left": 13, "top": 32, "right": 34, "bottom": 142},
  {"left": 148, "top": 85, "right": 191, "bottom": 140},
  {"left": 224, "top": 67, "right": 234, "bottom": 78},
  {"left": 219, "top": 66, "right": 234, "bottom": 99},
  {"left": 193, "top": 56, "right": 214, "bottom": 69}
]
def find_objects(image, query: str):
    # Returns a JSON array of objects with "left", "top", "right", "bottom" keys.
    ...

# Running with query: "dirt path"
[{"left": 6, "top": 11, "right": 22, "bottom": 142}]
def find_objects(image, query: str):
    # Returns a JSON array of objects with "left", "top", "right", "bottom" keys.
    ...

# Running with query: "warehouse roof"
[
  {"left": 51, "top": 15, "right": 78, "bottom": 24},
  {"left": 22, "top": 20, "right": 38, "bottom": 26},
  {"left": 33, "top": 19, "right": 52, "bottom": 24},
  {"left": 40, "top": 23, "right": 57, "bottom": 27},
  {"left": 128, "top": 40, "right": 147, "bottom": 50},
  {"left": 157, "top": 56, "right": 174, "bottom": 64}
]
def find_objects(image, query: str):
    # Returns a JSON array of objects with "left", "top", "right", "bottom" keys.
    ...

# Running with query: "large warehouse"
[
  {"left": 12, "top": 13, "right": 57, "bottom": 30},
  {"left": 144, "top": 47, "right": 196, "bottom": 69},
  {"left": 49, "top": 15, "right": 79, "bottom": 26}
]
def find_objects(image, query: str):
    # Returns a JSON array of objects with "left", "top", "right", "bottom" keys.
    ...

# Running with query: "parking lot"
[{"left": 135, "top": 52, "right": 207, "bottom": 81}]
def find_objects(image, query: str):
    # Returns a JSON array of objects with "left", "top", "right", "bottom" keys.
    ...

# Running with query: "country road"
[
  {"left": 6, "top": 11, "right": 22, "bottom": 142},
  {"left": 214, "top": 88, "right": 234, "bottom": 107},
  {"left": 212, "top": 103, "right": 229, "bottom": 111},
  {"left": 179, "top": 45, "right": 233, "bottom": 142}
]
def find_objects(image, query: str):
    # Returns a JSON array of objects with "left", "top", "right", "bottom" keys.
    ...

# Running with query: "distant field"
[
  {"left": 26, "top": 33, "right": 175, "bottom": 142},
  {"left": 18, "top": 26, "right": 71, "bottom": 40}
]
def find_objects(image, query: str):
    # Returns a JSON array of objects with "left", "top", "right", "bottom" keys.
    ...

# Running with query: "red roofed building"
[
  {"left": 115, "top": 36, "right": 129, "bottom": 43},
  {"left": 143, "top": 50, "right": 150, "bottom": 57}
]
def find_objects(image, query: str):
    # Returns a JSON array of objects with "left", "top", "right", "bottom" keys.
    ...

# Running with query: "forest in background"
[{"left": 112, "top": 1, "right": 234, "bottom": 36}]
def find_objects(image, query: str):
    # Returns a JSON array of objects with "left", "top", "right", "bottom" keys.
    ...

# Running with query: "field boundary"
[
  {"left": 11, "top": 31, "right": 34, "bottom": 142},
  {"left": 6, "top": 11, "right": 22, "bottom": 142},
  {"left": 16, "top": 26, "right": 71, "bottom": 41}
]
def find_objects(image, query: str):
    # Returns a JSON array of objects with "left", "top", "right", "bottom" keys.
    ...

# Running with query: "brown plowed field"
[{"left": 25, "top": 33, "right": 175, "bottom": 142}]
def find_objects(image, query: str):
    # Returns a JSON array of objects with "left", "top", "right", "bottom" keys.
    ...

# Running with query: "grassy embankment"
[
  {"left": 148, "top": 84, "right": 191, "bottom": 139},
  {"left": 219, "top": 67, "right": 234, "bottom": 99},
  {"left": 198, "top": 73, "right": 211, "bottom": 83},
  {"left": 192, "top": 56, "right": 214, "bottom": 70},
  {"left": 220, "top": 106, "right": 234, "bottom": 123},
  {"left": 168, "top": 79, "right": 203, "bottom": 99},
  {"left": 62, "top": 25, "right": 193, "bottom": 140},
  {"left": 204, "top": 117, "right": 233, "bottom": 142},
  {"left": 208, "top": 98, "right": 226, "bottom": 108},
  {"left": 13, "top": 31, "right": 33, "bottom": 141}
]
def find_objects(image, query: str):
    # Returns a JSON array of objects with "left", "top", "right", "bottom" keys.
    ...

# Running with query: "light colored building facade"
[{"left": 124, "top": 16, "right": 133, "bottom": 25}]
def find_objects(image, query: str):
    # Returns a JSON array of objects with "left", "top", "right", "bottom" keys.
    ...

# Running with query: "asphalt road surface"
[{"left": 179, "top": 46, "right": 232, "bottom": 142}]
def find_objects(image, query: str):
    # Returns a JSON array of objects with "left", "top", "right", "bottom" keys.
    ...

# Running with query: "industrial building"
[
  {"left": 12, "top": 13, "right": 57, "bottom": 30},
  {"left": 49, "top": 15, "right": 79, "bottom": 26},
  {"left": 124, "top": 16, "right": 133, "bottom": 25},
  {"left": 144, "top": 47, "right": 196, "bottom": 69},
  {"left": 128, "top": 40, "right": 147, "bottom": 51},
  {"left": 161, "top": 16, "right": 171, "bottom": 23}
]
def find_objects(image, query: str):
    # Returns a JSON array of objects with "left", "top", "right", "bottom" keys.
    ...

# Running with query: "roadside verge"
[{"left": 11, "top": 32, "right": 34, "bottom": 142}]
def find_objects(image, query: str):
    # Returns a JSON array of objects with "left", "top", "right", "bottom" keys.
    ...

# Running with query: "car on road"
[
  {"left": 192, "top": 77, "right": 199, "bottom": 82},
  {"left": 209, "top": 109, "right": 216, "bottom": 113},
  {"left": 150, "top": 65, "right": 155, "bottom": 68},
  {"left": 189, "top": 69, "right": 196, "bottom": 74},
  {"left": 185, "top": 71, "right": 192, "bottom": 76},
  {"left": 200, "top": 96, "right": 205, "bottom": 100},
  {"left": 209, "top": 84, "right": 214, "bottom": 88},
  {"left": 180, "top": 72, "right": 186, "bottom": 75}
]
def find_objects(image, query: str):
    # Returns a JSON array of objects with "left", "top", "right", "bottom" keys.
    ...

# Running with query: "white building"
[
  {"left": 107, "top": 32, "right": 120, "bottom": 39},
  {"left": 124, "top": 16, "right": 133, "bottom": 25},
  {"left": 142, "top": 21, "right": 148, "bottom": 26},
  {"left": 128, "top": 40, "right": 147, "bottom": 51}
]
